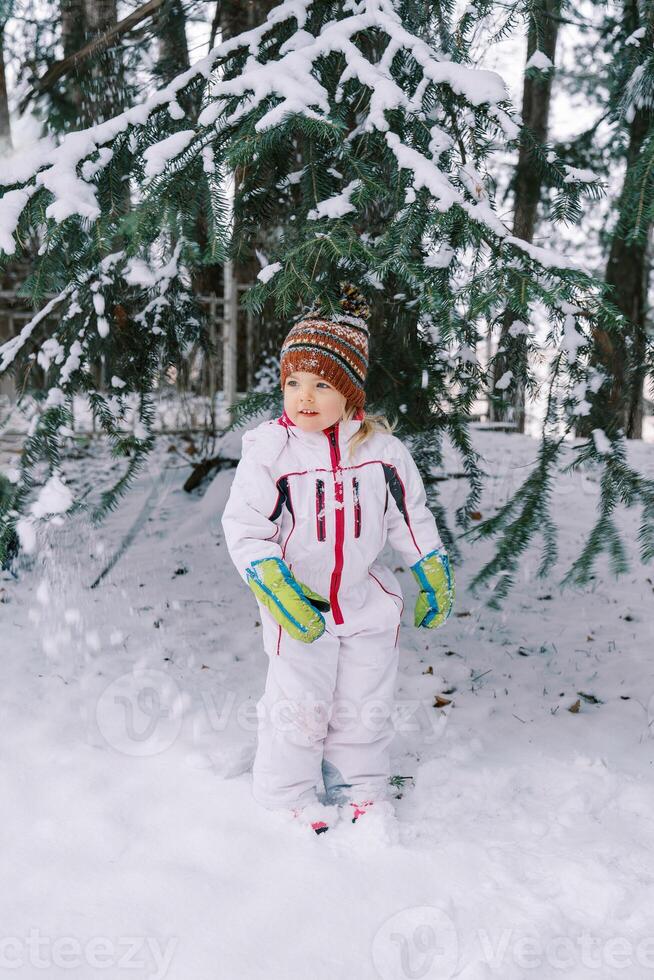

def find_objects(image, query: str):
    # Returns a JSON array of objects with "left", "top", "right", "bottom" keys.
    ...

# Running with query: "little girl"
[{"left": 221, "top": 286, "right": 454, "bottom": 834}]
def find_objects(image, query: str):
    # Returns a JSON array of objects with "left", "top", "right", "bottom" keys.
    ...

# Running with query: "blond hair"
[{"left": 341, "top": 402, "right": 396, "bottom": 462}]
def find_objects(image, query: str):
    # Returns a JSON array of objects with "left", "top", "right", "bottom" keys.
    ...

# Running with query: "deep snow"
[{"left": 1, "top": 424, "right": 654, "bottom": 979}]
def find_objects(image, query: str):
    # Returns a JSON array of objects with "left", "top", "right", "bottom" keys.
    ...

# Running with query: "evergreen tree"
[{"left": 0, "top": 0, "right": 651, "bottom": 605}]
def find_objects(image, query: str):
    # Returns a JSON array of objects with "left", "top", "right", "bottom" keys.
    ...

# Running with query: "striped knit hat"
[{"left": 280, "top": 282, "right": 370, "bottom": 409}]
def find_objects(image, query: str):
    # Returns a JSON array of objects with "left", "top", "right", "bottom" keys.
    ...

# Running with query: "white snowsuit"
[{"left": 220, "top": 412, "right": 443, "bottom": 809}]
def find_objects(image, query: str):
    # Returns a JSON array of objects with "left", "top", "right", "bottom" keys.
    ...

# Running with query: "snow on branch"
[
  {"left": 0, "top": 286, "right": 75, "bottom": 372},
  {"left": 0, "top": 0, "right": 307, "bottom": 191},
  {"left": 0, "top": 0, "right": 592, "bottom": 275},
  {"left": 308, "top": 179, "right": 362, "bottom": 220}
]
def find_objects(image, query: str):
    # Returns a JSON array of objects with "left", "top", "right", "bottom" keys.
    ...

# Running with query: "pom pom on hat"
[{"left": 335, "top": 281, "right": 370, "bottom": 324}]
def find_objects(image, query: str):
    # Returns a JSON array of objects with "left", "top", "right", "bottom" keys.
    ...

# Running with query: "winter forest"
[{"left": 1, "top": 0, "right": 654, "bottom": 977}]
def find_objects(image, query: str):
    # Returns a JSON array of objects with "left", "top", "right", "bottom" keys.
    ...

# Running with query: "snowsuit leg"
[
  {"left": 252, "top": 595, "right": 401, "bottom": 810},
  {"left": 321, "top": 622, "right": 400, "bottom": 805},
  {"left": 252, "top": 611, "right": 341, "bottom": 810}
]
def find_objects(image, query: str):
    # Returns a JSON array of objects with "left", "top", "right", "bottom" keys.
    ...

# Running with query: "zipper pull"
[{"left": 328, "top": 428, "right": 340, "bottom": 469}]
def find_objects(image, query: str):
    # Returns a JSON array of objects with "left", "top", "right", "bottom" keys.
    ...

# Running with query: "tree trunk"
[
  {"left": 489, "top": 0, "right": 561, "bottom": 431},
  {"left": 83, "top": 0, "right": 125, "bottom": 125},
  {"left": 588, "top": 108, "right": 652, "bottom": 438},
  {"left": 156, "top": 0, "right": 189, "bottom": 81},
  {"left": 155, "top": 0, "right": 196, "bottom": 393},
  {"left": 0, "top": 24, "right": 12, "bottom": 154},
  {"left": 60, "top": 0, "right": 86, "bottom": 124},
  {"left": 221, "top": 0, "right": 280, "bottom": 394},
  {"left": 59, "top": 0, "right": 126, "bottom": 128},
  {"left": 580, "top": 0, "right": 653, "bottom": 440},
  {"left": 155, "top": 0, "right": 218, "bottom": 296}
]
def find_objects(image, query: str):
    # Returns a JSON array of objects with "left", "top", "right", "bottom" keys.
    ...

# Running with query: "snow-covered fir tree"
[{"left": 0, "top": 0, "right": 653, "bottom": 603}]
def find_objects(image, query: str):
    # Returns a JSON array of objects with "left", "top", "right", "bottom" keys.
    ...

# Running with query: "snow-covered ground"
[{"left": 2, "top": 425, "right": 654, "bottom": 980}]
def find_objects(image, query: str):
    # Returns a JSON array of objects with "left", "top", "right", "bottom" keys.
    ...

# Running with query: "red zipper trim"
[
  {"left": 315, "top": 479, "right": 326, "bottom": 541},
  {"left": 352, "top": 476, "right": 361, "bottom": 538},
  {"left": 326, "top": 423, "right": 345, "bottom": 625}
]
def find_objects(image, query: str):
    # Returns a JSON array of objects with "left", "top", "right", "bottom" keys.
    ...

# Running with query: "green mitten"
[
  {"left": 246, "top": 556, "right": 330, "bottom": 643},
  {"left": 411, "top": 548, "right": 454, "bottom": 629}
]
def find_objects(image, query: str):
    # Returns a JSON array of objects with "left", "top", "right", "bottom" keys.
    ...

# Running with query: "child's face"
[{"left": 283, "top": 371, "right": 347, "bottom": 431}]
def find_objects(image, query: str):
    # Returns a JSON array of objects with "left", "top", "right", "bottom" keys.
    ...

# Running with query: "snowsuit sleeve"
[
  {"left": 220, "top": 429, "right": 284, "bottom": 583},
  {"left": 384, "top": 437, "right": 444, "bottom": 567}
]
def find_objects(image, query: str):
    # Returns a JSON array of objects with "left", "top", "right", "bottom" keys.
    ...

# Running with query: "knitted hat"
[{"left": 280, "top": 282, "right": 370, "bottom": 409}]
